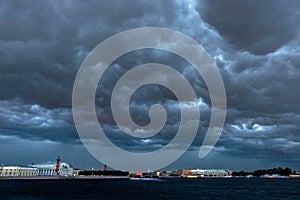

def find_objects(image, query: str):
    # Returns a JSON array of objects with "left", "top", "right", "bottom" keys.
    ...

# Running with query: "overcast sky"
[{"left": 0, "top": 0, "right": 300, "bottom": 171}]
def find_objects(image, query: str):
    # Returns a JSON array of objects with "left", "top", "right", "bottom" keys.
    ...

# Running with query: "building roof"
[{"left": 29, "top": 162, "right": 72, "bottom": 169}]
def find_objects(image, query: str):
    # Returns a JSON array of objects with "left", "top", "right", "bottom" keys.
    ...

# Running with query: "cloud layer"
[{"left": 0, "top": 0, "right": 299, "bottom": 170}]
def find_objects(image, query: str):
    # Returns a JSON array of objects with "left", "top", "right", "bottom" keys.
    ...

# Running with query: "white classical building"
[
  {"left": 29, "top": 162, "right": 73, "bottom": 176},
  {"left": 0, "top": 166, "right": 38, "bottom": 177},
  {"left": 0, "top": 158, "right": 74, "bottom": 177},
  {"left": 29, "top": 163, "right": 56, "bottom": 176}
]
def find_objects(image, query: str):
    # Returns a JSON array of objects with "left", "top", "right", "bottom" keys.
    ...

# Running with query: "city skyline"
[{"left": 0, "top": 0, "right": 300, "bottom": 171}]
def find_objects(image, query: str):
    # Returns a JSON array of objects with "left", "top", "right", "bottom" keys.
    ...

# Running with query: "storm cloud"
[
  {"left": 197, "top": 0, "right": 300, "bottom": 55},
  {"left": 0, "top": 0, "right": 299, "bottom": 170}
]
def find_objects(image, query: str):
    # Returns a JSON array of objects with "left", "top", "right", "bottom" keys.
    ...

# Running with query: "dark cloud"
[
  {"left": 197, "top": 0, "right": 300, "bottom": 55},
  {"left": 0, "top": 0, "right": 180, "bottom": 109},
  {"left": 0, "top": 0, "right": 299, "bottom": 170}
]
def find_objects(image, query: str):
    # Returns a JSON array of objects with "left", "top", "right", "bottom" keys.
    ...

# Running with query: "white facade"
[
  {"left": 19, "top": 167, "right": 38, "bottom": 176},
  {"left": 0, "top": 166, "right": 38, "bottom": 176},
  {"left": 59, "top": 162, "right": 73, "bottom": 176},
  {"left": 189, "top": 169, "right": 231, "bottom": 177},
  {"left": 29, "top": 163, "right": 56, "bottom": 176},
  {"left": 29, "top": 162, "right": 73, "bottom": 176}
]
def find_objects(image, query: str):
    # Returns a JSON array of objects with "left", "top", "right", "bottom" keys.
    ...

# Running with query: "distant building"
[
  {"left": 29, "top": 162, "right": 73, "bottom": 176},
  {"left": 0, "top": 166, "right": 38, "bottom": 177},
  {"left": 0, "top": 157, "right": 73, "bottom": 177},
  {"left": 28, "top": 163, "right": 56, "bottom": 176},
  {"left": 160, "top": 170, "right": 182, "bottom": 177},
  {"left": 19, "top": 167, "right": 38, "bottom": 176},
  {"left": 182, "top": 169, "right": 232, "bottom": 178}
]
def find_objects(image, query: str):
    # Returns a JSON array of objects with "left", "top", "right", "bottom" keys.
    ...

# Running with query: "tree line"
[{"left": 232, "top": 167, "right": 293, "bottom": 177}]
